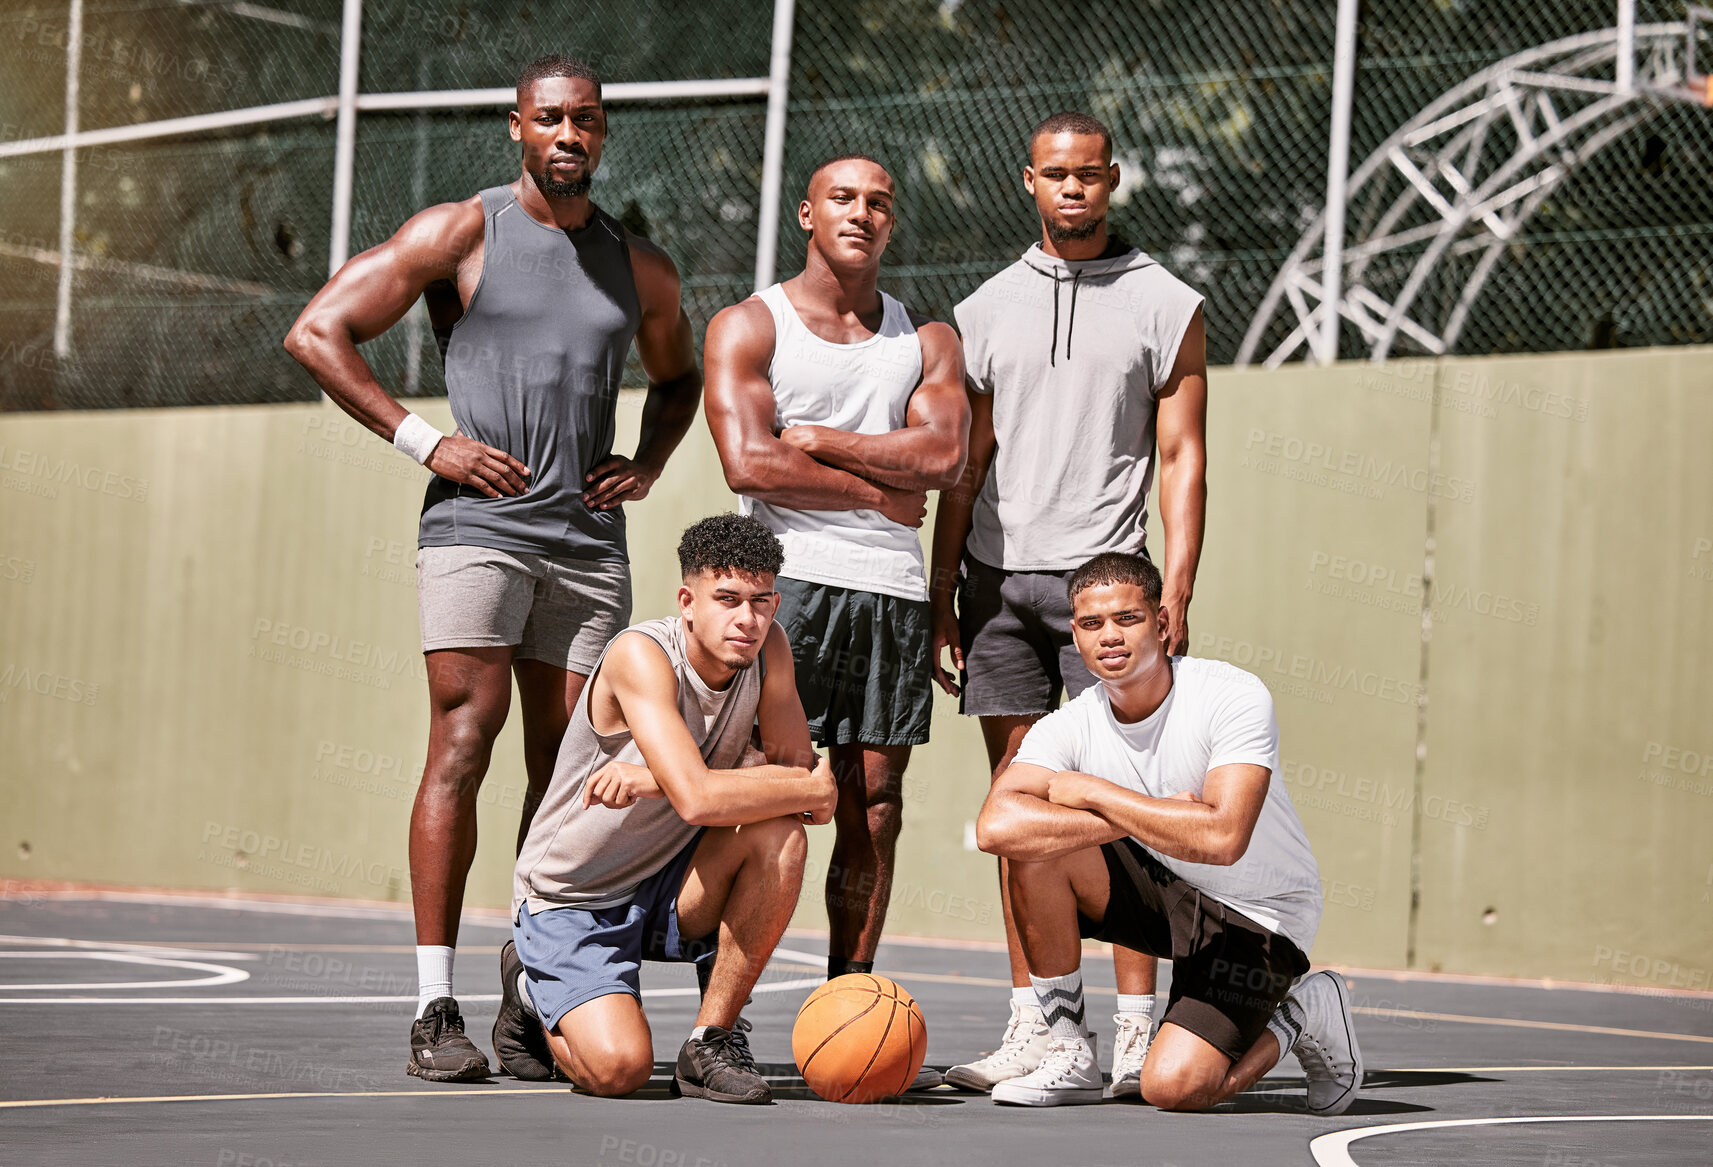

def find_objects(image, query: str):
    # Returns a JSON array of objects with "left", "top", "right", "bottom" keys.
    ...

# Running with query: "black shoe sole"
[
  {"left": 405, "top": 1056, "right": 491, "bottom": 1083},
  {"left": 673, "top": 1074, "right": 771, "bottom": 1105}
]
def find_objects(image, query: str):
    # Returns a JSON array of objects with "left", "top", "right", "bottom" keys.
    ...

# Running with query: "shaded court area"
[{"left": 3, "top": 892, "right": 1712, "bottom": 1166}]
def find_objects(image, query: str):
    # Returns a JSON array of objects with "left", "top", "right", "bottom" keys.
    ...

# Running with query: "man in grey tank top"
[
  {"left": 284, "top": 55, "right": 702, "bottom": 1081},
  {"left": 703, "top": 157, "right": 970, "bottom": 1064},
  {"left": 492, "top": 514, "right": 836, "bottom": 1103}
]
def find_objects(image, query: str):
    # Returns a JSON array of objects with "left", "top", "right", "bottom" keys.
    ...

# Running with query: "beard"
[
  {"left": 529, "top": 160, "right": 591, "bottom": 200},
  {"left": 1045, "top": 214, "right": 1103, "bottom": 244}
]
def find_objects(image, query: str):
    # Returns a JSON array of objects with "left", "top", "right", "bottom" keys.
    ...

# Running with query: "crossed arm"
[
  {"left": 584, "top": 624, "right": 837, "bottom": 827},
  {"left": 702, "top": 300, "right": 969, "bottom": 522},
  {"left": 975, "top": 759, "right": 1270, "bottom": 866},
  {"left": 777, "top": 317, "right": 970, "bottom": 491}
]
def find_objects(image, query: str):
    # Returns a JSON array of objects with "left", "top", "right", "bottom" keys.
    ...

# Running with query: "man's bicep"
[
  {"left": 314, "top": 203, "right": 473, "bottom": 341},
  {"left": 703, "top": 306, "right": 780, "bottom": 452},
  {"left": 630, "top": 242, "right": 697, "bottom": 382},
  {"left": 1200, "top": 763, "right": 1270, "bottom": 831},
  {"left": 605, "top": 637, "right": 708, "bottom": 790}
]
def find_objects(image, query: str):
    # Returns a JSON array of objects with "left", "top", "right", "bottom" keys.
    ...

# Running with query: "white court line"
[
  {"left": 0, "top": 934, "right": 257, "bottom": 962},
  {"left": 1310, "top": 1115, "right": 1713, "bottom": 1167},
  {"left": 0, "top": 975, "right": 827, "bottom": 1005},
  {"left": 0, "top": 951, "right": 251, "bottom": 991}
]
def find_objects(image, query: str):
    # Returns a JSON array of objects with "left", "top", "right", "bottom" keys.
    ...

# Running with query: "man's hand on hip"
[{"left": 424, "top": 430, "right": 530, "bottom": 498}]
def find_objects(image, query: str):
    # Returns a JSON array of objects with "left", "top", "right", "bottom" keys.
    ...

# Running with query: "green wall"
[{"left": 2, "top": 346, "right": 1709, "bottom": 987}]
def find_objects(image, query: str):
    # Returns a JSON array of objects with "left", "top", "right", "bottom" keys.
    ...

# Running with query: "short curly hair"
[
  {"left": 1067, "top": 551, "right": 1162, "bottom": 607},
  {"left": 677, "top": 513, "right": 785, "bottom": 581}
]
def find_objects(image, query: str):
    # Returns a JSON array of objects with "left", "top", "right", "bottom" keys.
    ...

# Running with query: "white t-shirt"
[{"left": 1012, "top": 655, "right": 1322, "bottom": 954}]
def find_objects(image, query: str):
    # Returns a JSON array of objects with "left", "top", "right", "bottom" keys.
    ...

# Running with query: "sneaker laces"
[
  {"left": 995, "top": 1004, "right": 1046, "bottom": 1054},
  {"left": 1294, "top": 1031, "right": 1334, "bottom": 1078},
  {"left": 720, "top": 1017, "right": 758, "bottom": 1074},
  {"left": 1032, "top": 1038, "right": 1090, "bottom": 1084},
  {"left": 1111, "top": 1014, "right": 1149, "bottom": 1071}
]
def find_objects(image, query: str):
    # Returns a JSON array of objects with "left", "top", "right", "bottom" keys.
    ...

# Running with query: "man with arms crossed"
[
  {"left": 284, "top": 55, "right": 701, "bottom": 1079},
  {"left": 977, "top": 551, "right": 1361, "bottom": 1112},
  {"left": 704, "top": 156, "right": 969, "bottom": 1021},
  {"left": 492, "top": 514, "right": 836, "bottom": 1102},
  {"left": 935, "top": 111, "right": 1208, "bottom": 1096}
]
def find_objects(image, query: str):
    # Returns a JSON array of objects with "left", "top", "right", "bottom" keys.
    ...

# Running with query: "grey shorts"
[
  {"left": 775, "top": 576, "right": 933, "bottom": 747},
  {"left": 416, "top": 544, "right": 631, "bottom": 673},
  {"left": 956, "top": 552, "right": 1096, "bottom": 718}
]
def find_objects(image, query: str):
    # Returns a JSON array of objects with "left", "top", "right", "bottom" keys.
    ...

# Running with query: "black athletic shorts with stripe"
[{"left": 1078, "top": 837, "right": 1310, "bottom": 1063}]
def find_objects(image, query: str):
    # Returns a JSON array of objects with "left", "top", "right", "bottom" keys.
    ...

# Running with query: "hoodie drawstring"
[
  {"left": 1047, "top": 268, "right": 1084, "bottom": 366},
  {"left": 1049, "top": 272, "right": 1061, "bottom": 367},
  {"left": 1066, "top": 269, "right": 1081, "bottom": 363}
]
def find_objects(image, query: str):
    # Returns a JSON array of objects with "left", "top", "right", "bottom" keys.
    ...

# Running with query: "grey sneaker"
[
  {"left": 1284, "top": 971, "right": 1363, "bottom": 1115},
  {"left": 675, "top": 1024, "right": 771, "bottom": 1104},
  {"left": 407, "top": 996, "right": 491, "bottom": 1082}
]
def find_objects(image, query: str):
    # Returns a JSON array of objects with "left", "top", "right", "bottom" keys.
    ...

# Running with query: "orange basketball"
[{"left": 791, "top": 973, "right": 927, "bottom": 1103}]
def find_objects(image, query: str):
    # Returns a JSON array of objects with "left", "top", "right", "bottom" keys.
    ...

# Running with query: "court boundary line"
[
  {"left": 1310, "top": 1115, "right": 1713, "bottom": 1167},
  {"left": 9, "top": 885, "right": 1713, "bottom": 1002}
]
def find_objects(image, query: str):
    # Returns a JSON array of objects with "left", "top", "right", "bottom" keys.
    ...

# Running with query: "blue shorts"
[{"left": 513, "top": 830, "right": 714, "bottom": 1031}]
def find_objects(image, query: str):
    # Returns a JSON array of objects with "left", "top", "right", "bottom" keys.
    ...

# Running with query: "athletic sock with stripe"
[{"left": 1029, "top": 969, "right": 1090, "bottom": 1044}]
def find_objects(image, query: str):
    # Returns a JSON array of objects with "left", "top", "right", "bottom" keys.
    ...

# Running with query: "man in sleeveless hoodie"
[
  {"left": 931, "top": 113, "right": 1210, "bottom": 1098},
  {"left": 284, "top": 55, "right": 703, "bottom": 1080},
  {"left": 702, "top": 156, "right": 970, "bottom": 1063},
  {"left": 493, "top": 513, "right": 836, "bottom": 1102}
]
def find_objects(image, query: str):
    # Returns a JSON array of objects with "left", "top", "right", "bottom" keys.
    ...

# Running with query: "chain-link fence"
[{"left": 2, "top": 0, "right": 1709, "bottom": 410}]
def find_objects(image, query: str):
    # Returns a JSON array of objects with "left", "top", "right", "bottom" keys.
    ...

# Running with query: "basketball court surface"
[{"left": 4, "top": 890, "right": 1711, "bottom": 1166}]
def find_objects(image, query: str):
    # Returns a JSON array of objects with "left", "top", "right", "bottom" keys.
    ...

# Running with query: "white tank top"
[{"left": 740, "top": 283, "right": 927, "bottom": 601}]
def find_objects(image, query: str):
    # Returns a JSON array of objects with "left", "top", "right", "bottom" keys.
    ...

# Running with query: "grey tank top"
[
  {"left": 419, "top": 187, "right": 642, "bottom": 560},
  {"left": 513, "top": 617, "right": 764, "bottom": 915}
]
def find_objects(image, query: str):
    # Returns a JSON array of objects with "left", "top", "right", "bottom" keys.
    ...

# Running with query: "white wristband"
[{"left": 392, "top": 412, "right": 444, "bottom": 465}]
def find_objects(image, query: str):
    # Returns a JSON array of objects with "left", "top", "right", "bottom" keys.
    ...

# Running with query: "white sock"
[
  {"left": 415, "top": 945, "right": 454, "bottom": 1018},
  {"left": 515, "top": 970, "right": 538, "bottom": 1017},
  {"left": 1012, "top": 985, "right": 1039, "bottom": 1012},
  {"left": 1116, "top": 993, "right": 1156, "bottom": 1018},
  {"left": 690, "top": 1024, "right": 711, "bottom": 1042},
  {"left": 1029, "top": 970, "right": 1090, "bottom": 1044}
]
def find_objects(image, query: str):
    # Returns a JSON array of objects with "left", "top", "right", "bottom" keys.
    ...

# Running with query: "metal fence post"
[
  {"left": 53, "top": 0, "right": 83, "bottom": 360},
  {"left": 1616, "top": 0, "right": 1636, "bottom": 91},
  {"left": 753, "top": 0, "right": 797, "bottom": 293},
  {"left": 1317, "top": 0, "right": 1359, "bottom": 365},
  {"left": 328, "top": 0, "right": 366, "bottom": 278}
]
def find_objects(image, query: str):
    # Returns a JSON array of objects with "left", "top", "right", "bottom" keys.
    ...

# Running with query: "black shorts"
[
  {"left": 956, "top": 547, "right": 1153, "bottom": 718},
  {"left": 775, "top": 576, "right": 933, "bottom": 747},
  {"left": 1078, "top": 838, "right": 1309, "bottom": 1063}
]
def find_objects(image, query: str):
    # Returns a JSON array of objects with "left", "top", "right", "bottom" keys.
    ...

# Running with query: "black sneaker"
[
  {"left": 492, "top": 941, "right": 558, "bottom": 1081},
  {"left": 407, "top": 996, "right": 491, "bottom": 1082},
  {"left": 674, "top": 1024, "right": 771, "bottom": 1104}
]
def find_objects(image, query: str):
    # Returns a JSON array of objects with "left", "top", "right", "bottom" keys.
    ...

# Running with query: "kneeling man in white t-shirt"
[{"left": 975, "top": 551, "right": 1362, "bottom": 1112}]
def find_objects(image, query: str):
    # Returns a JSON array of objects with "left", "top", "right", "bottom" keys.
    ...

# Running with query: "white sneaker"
[
  {"left": 990, "top": 1035, "right": 1104, "bottom": 1106},
  {"left": 1281, "top": 970, "right": 1363, "bottom": 1115},
  {"left": 1108, "top": 1012, "right": 1154, "bottom": 1098},
  {"left": 944, "top": 1000, "right": 1053, "bottom": 1092}
]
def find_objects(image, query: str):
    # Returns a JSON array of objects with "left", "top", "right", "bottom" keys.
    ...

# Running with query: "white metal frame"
[
  {"left": 13, "top": 0, "right": 796, "bottom": 356},
  {"left": 1239, "top": 13, "right": 1709, "bottom": 367}
]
